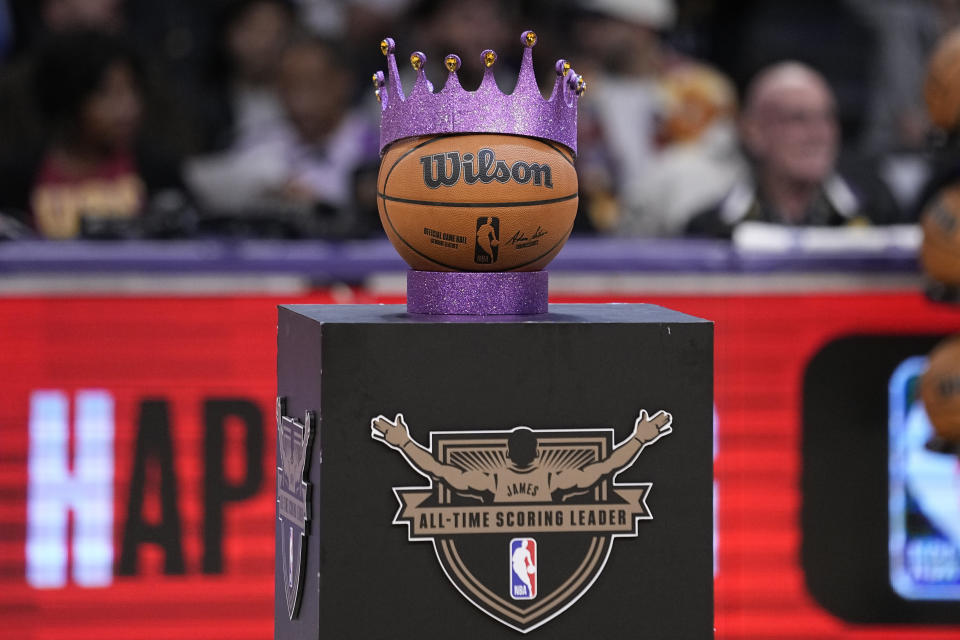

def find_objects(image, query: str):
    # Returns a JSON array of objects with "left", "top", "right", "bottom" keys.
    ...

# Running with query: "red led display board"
[{"left": 1, "top": 291, "right": 959, "bottom": 639}]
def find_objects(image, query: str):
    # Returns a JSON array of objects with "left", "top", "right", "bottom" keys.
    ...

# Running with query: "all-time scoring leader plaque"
[
  {"left": 275, "top": 305, "right": 713, "bottom": 639},
  {"left": 370, "top": 409, "right": 673, "bottom": 633}
]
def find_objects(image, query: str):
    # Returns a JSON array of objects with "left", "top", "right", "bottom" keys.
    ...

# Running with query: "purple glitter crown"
[{"left": 373, "top": 30, "right": 583, "bottom": 156}]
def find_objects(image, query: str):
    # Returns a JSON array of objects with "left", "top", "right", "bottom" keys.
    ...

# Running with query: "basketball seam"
[
  {"left": 383, "top": 137, "right": 444, "bottom": 190},
  {"left": 543, "top": 141, "right": 576, "bottom": 167},
  {"left": 377, "top": 192, "right": 578, "bottom": 208},
  {"left": 381, "top": 138, "right": 455, "bottom": 269},
  {"left": 379, "top": 195, "right": 474, "bottom": 271},
  {"left": 379, "top": 196, "right": 576, "bottom": 272}
]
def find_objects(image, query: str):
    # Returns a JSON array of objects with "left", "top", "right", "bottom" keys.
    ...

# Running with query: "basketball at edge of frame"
[
  {"left": 921, "top": 334, "right": 960, "bottom": 443},
  {"left": 925, "top": 27, "right": 960, "bottom": 131},
  {"left": 920, "top": 185, "right": 960, "bottom": 287}
]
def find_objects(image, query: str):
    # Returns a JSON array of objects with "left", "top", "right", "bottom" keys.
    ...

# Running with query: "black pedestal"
[{"left": 276, "top": 304, "right": 713, "bottom": 639}]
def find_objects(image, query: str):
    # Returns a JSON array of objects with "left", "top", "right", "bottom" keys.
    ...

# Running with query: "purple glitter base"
[{"left": 406, "top": 270, "right": 548, "bottom": 315}]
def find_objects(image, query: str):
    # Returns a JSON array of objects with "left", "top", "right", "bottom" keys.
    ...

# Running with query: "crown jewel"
[{"left": 374, "top": 30, "right": 583, "bottom": 155}]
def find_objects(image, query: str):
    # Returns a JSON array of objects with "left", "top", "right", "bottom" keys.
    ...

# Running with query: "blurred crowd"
[{"left": 0, "top": 0, "right": 957, "bottom": 241}]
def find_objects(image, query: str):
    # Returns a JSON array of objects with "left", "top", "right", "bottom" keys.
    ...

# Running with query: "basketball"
[
  {"left": 921, "top": 335, "right": 960, "bottom": 442},
  {"left": 377, "top": 133, "right": 578, "bottom": 271},
  {"left": 920, "top": 186, "right": 960, "bottom": 286},
  {"left": 925, "top": 28, "right": 960, "bottom": 131}
]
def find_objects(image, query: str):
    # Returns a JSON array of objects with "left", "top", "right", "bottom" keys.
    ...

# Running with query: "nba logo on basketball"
[
  {"left": 510, "top": 538, "right": 537, "bottom": 600},
  {"left": 475, "top": 216, "right": 500, "bottom": 264}
]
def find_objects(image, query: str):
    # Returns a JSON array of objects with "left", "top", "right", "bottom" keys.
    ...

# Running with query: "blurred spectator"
[
  {"left": 911, "top": 26, "right": 960, "bottom": 221},
  {"left": 0, "top": 30, "right": 183, "bottom": 239},
  {"left": 852, "top": 0, "right": 960, "bottom": 155},
  {"left": 617, "top": 61, "right": 746, "bottom": 236},
  {"left": 2, "top": 0, "right": 127, "bottom": 55},
  {"left": 2, "top": 0, "right": 199, "bottom": 167},
  {"left": 573, "top": 0, "right": 743, "bottom": 235},
  {"left": 411, "top": 0, "right": 520, "bottom": 91},
  {"left": 1, "top": 0, "right": 127, "bottom": 164},
  {"left": 686, "top": 62, "right": 900, "bottom": 238},
  {"left": 186, "top": 35, "right": 378, "bottom": 232},
  {"left": 294, "top": 0, "right": 346, "bottom": 37},
  {"left": 847, "top": 0, "right": 960, "bottom": 213},
  {"left": 120, "top": 1, "right": 223, "bottom": 154},
  {"left": 573, "top": 0, "right": 671, "bottom": 233},
  {"left": 337, "top": 0, "right": 413, "bottom": 97},
  {"left": 694, "top": 0, "right": 876, "bottom": 147},
  {"left": 274, "top": 35, "right": 377, "bottom": 207},
  {"left": 204, "top": 0, "right": 297, "bottom": 152},
  {"left": 40, "top": 0, "right": 125, "bottom": 34}
]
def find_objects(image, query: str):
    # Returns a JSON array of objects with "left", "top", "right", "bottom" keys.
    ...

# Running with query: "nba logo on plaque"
[
  {"left": 510, "top": 538, "right": 537, "bottom": 600},
  {"left": 370, "top": 409, "right": 673, "bottom": 633}
]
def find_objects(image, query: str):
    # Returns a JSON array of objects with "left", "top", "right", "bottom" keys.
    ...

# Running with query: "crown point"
[
  {"left": 410, "top": 51, "right": 426, "bottom": 71},
  {"left": 375, "top": 35, "right": 579, "bottom": 155},
  {"left": 444, "top": 54, "right": 461, "bottom": 72}
]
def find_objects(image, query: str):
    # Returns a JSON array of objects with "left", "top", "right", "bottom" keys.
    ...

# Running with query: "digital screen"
[
  {"left": 1, "top": 292, "right": 959, "bottom": 639},
  {"left": 0, "top": 296, "right": 290, "bottom": 640},
  {"left": 890, "top": 356, "right": 960, "bottom": 600}
]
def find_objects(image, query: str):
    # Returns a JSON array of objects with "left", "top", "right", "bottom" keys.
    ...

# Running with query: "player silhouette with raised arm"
[{"left": 370, "top": 410, "right": 672, "bottom": 503}]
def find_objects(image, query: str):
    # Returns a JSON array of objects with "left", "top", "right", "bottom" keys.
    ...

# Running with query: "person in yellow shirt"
[{"left": 0, "top": 30, "right": 183, "bottom": 239}]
